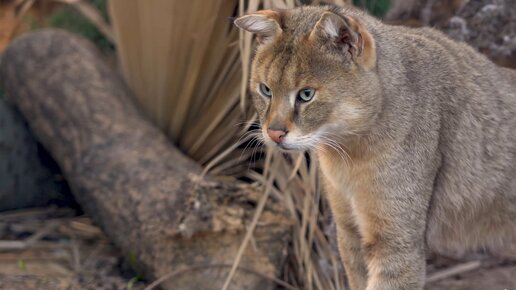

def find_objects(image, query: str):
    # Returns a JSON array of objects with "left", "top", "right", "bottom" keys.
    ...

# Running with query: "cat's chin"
[
  {"left": 263, "top": 135, "right": 314, "bottom": 152},
  {"left": 275, "top": 143, "right": 310, "bottom": 152},
  {"left": 276, "top": 144, "right": 295, "bottom": 152}
]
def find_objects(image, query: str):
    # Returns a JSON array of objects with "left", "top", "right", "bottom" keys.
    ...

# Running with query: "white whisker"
[{"left": 314, "top": 132, "right": 354, "bottom": 167}]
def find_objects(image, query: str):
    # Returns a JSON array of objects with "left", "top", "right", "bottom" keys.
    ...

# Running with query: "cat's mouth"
[
  {"left": 263, "top": 137, "right": 311, "bottom": 151},
  {"left": 262, "top": 129, "right": 319, "bottom": 151},
  {"left": 273, "top": 137, "right": 316, "bottom": 152},
  {"left": 276, "top": 143, "right": 298, "bottom": 151}
]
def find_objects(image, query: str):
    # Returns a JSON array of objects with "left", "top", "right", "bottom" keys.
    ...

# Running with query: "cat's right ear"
[
  {"left": 310, "top": 12, "right": 376, "bottom": 69},
  {"left": 234, "top": 10, "right": 283, "bottom": 44}
]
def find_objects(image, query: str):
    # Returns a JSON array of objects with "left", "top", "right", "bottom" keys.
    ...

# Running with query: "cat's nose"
[{"left": 267, "top": 128, "right": 287, "bottom": 143}]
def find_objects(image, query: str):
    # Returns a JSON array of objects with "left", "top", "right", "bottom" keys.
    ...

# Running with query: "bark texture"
[{"left": 0, "top": 29, "right": 291, "bottom": 290}]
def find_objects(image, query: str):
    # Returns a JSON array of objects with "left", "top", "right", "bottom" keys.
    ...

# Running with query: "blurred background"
[{"left": 0, "top": 0, "right": 515, "bottom": 289}]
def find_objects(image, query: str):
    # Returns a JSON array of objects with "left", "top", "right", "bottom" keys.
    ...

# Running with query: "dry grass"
[
  {"left": 1, "top": 0, "right": 345, "bottom": 288},
  {"left": 109, "top": 0, "right": 252, "bottom": 176},
  {"left": 107, "top": 0, "right": 350, "bottom": 289},
  {"left": 3, "top": 1, "right": 516, "bottom": 290},
  {"left": 13, "top": 1, "right": 505, "bottom": 289},
  {"left": 0, "top": 207, "right": 147, "bottom": 290}
]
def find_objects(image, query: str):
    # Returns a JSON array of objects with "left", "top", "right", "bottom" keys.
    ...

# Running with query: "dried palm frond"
[
  {"left": 109, "top": 0, "right": 257, "bottom": 177},
  {"left": 0, "top": 0, "right": 35, "bottom": 52}
]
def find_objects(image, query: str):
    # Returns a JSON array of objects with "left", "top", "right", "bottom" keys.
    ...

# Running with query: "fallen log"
[
  {"left": 0, "top": 29, "right": 291, "bottom": 290},
  {"left": 0, "top": 98, "right": 72, "bottom": 211}
]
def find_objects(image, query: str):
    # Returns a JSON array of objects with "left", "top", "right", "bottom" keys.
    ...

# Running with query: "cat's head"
[{"left": 235, "top": 6, "right": 381, "bottom": 151}]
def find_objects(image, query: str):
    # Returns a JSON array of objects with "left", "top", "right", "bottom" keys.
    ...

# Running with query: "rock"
[
  {"left": 386, "top": 0, "right": 465, "bottom": 27},
  {"left": 446, "top": 0, "right": 516, "bottom": 68}
]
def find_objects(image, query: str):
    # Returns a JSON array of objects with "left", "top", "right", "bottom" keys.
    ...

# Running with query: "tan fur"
[{"left": 235, "top": 5, "right": 516, "bottom": 290}]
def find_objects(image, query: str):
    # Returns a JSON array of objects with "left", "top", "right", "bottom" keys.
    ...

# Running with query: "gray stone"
[{"left": 446, "top": 0, "right": 516, "bottom": 68}]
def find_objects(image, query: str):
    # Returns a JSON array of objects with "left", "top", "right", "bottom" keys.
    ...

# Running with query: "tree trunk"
[{"left": 0, "top": 29, "right": 291, "bottom": 290}]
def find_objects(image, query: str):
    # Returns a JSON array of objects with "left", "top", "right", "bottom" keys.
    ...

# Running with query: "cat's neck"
[{"left": 314, "top": 130, "right": 393, "bottom": 168}]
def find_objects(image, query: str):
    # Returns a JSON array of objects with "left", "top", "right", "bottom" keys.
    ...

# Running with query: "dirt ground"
[
  {"left": 427, "top": 265, "right": 516, "bottom": 290},
  {"left": 0, "top": 206, "right": 515, "bottom": 290},
  {"left": 0, "top": 207, "right": 147, "bottom": 290},
  {"left": 426, "top": 255, "right": 516, "bottom": 290}
]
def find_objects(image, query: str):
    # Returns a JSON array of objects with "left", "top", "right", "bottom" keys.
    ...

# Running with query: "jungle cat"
[{"left": 234, "top": 5, "right": 516, "bottom": 290}]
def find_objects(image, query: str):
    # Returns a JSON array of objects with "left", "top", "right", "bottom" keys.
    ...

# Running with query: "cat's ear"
[
  {"left": 310, "top": 12, "right": 375, "bottom": 68},
  {"left": 234, "top": 10, "right": 282, "bottom": 44}
]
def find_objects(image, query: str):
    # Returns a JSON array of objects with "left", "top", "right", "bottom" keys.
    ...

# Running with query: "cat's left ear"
[
  {"left": 310, "top": 12, "right": 376, "bottom": 69},
  {"left": 234, "top": 10, "right": 283, "bottom": 44}
]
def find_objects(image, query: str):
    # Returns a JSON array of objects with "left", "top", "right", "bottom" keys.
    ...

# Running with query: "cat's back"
[
  {"left": 361, "top": 16, "right": 516, "bottom": 256},
  {"left": 387, "top": 21, "right": 516, "bottom": 257}
]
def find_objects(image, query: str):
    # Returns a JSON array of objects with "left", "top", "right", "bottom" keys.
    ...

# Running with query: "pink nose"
[{"left": 267, "top": 129, "right": 287, "bottom": 143}]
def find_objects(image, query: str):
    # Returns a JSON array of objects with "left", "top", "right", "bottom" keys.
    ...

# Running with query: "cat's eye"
[
  {"left": 259, "top": 83, "right": 272, "bottom": 98},
  {"left": 297, "top": 88, "right": 315, "bottom": 102}
]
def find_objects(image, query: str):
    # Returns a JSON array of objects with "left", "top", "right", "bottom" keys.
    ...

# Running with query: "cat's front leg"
[
  {"left": 361, "top": 219, "right": 426, "bottom": 290},
  {"left": 353, "top": 177, "right": 431, "bottom": 290},
  {"left": 336, "top": 221, "right": 368, "bottom": 290},
  {"left": 324, "top": 182, "right": 368, "bottom": 290}
]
